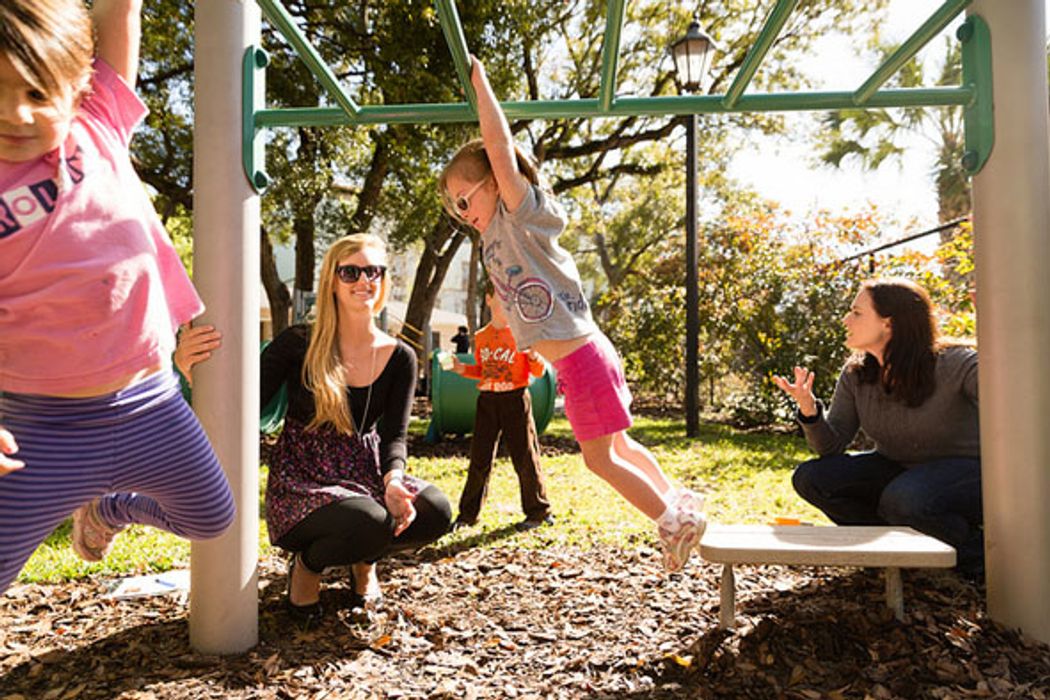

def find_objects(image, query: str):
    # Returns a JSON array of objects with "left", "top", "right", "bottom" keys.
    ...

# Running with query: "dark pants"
[
  {"left": 276, "top": 483, "right": 452, "bottom": 571},
  {"left": 458, "top": 388, "right": 550, "bottom": 523},
  {"left": 792, "top": 452, "right": 984, "bottom": 575}
]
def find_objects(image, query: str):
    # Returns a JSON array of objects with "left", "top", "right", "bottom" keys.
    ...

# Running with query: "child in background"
[
  {"left": 439, "top": 57, "right": 705, "bottom": 571},
  {"left": 451, "top": 282, "right": 553, "bottom": 532},
  {"left": 450, "top": 325, "right": 471, "bottom": 354},
  {"left": 0, "top": 0, "right": 233, "bottom": 593}
]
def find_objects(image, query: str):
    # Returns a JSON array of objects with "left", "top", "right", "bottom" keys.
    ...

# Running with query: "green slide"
[{"left": 426, "top": 351, "right": 557, "bottom": 443}]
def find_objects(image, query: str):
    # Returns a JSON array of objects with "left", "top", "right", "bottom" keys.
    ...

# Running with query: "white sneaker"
[
  {"left": 673, "top": 487, "right": 705, "bottom": 513},
  {"left": 71, "top": 498, "right": 125, "bottom": 563},
  {"left": 658, "top": 508, "right": 706, "bottom": 572}
]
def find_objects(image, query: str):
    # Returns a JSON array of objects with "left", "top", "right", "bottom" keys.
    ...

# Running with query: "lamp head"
[{"left": 671, "top": 18, "right": 717, "bottom": 93}]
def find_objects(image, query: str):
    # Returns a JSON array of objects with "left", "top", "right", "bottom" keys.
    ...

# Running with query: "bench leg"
[
  {"left": 719, "top": 564, "right": 736, "bottom": 630},
  {"left": 885, "top": 566, "right": 903, "bottom": 620}
]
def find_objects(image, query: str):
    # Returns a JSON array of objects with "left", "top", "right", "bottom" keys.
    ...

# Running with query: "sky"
[{"left": 726, "top": 0, "right": 1050, "bottom": 248}]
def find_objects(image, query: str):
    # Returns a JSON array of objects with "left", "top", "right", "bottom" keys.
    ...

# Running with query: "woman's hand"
[
  {"left": 174, "top": 324, "right": 222, "bottom": 386},
  {"left": 772, "top": 366, "right": 818, "bottom": 417},
  {"left": 0, "top": 427, "right": 25, "bottom": 477},
  {"left": 384, "top": 478, "right": 417, "bottom": 536}
]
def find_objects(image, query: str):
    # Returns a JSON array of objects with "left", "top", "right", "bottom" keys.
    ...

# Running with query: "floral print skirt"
[{"left": 265, "top": 417, "right": 422, "bottom": 543}]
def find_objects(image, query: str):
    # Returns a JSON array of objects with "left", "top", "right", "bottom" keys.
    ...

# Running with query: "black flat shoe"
[
  {"left": 285, "top": 597, "right": 324, "bottom": 626},
  {"left": 348, "top": 566, "right": 383, "bottom": 610},
  {"left": 515, "top": 513, "right": 555, "bottom": 532},
  {"left": 450, "top": 518, "right": 477, "bottom": 533},
  {"left": 286, "top": 554, "right": 324, "bottom": 625}
]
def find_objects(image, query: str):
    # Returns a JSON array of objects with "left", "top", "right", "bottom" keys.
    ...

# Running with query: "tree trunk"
[
  {"left": 292, "top": 206, "right": 317, "bottom": 322},
  {"left": 350, "top": 131, "right": 390, "bottom": 233},
  {"left": 261, "top": 225, "right": 291, "bottom": 337},
  {"left": 291, "top": 130, "right": 320, "bottom": 321},
  {"left": 402, "top": 219, "right": 468, "bottom": 361}
]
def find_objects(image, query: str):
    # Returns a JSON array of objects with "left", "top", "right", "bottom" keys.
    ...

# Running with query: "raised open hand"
[{"left": 772, "top": 366, "right": 818, "bottom": 417}]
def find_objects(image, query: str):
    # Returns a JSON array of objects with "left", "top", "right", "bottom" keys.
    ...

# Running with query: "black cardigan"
[{"left": 260, "top": 324, "right": 417, "bottom": 475}]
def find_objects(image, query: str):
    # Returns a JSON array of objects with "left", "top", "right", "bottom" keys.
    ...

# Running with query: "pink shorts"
[{"left": 553, "top": 333, "right": 633, "bottom": 442}]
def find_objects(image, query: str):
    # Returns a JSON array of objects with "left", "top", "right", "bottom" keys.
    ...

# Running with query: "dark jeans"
[
  {"left": 276, "top": 483, "right": 452, "bottom": 571},
  {"left": 458, "top": 388, "right": 551, "bottom": 522},
  {"left": 792, "top": 452, "right": 984, "bottom": 575}
]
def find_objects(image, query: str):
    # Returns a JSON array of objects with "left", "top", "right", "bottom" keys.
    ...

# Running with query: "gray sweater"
[{"left": 801, "top": 345, "right": 979, "bottom": 465}]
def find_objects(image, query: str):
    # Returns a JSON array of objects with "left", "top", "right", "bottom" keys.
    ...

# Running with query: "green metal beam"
[
  {"left": 853, "top": 0, "right": 972, "bottom": 105},
  {"left": 254, "top": 86, "right": 974, "bottom": 128},
  {"left": 723, "top": 0, "right": 797, "bottom": 109},
  {"left": 243, "top": 0, "right": 993, "bottom": 193},
  {"left": 959, "top": 15, "right": 994, "bottom": 174},
  {"left": 255, "top": 0, "right": 359, "bottom": 117},
  {"left": 435, "top": 0, "right": 477, "bottom": 114},
  {"left": 242, "top": 46, "right": 270, "bottom": 193},
  {"left": 598, "top": 0, "right": 626, "bottom": 112}
]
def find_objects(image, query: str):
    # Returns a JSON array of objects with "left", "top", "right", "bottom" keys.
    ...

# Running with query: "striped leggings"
[{"left": 0, "top": 371, "right": 235, "bottom": 592}]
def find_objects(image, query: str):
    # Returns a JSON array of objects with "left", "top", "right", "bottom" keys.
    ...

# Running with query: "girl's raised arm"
[
  {"left": 470, "top": 57, "right": 529, "bottom": 213},
  {"left": 92, "top": 0, "right": 143, "bottom": 86}
]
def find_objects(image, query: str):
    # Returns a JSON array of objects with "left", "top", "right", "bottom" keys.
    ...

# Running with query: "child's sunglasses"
[
  {"left": 335, "top": 264, "right": 386, "bottom": 283},
  {"left": 453, "top": 177, "right": 491, "bottom": 216}
]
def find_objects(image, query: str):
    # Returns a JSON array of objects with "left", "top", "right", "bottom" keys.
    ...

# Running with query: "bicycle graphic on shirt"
[{"left": 491, "top": 271, "right": 554, "bottom": 324}]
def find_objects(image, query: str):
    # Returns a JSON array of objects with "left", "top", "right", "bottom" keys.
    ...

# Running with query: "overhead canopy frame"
[{"left": 243, "top": 0, "right": 991, "bottom": 194}]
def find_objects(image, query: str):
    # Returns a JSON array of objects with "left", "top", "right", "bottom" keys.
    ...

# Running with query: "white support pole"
[
  {"left": 189, "top": 0, "right": 261, "bottom": 653},
  {"left": 970, "top": 0, "right": 1050, "bottom": 644}
]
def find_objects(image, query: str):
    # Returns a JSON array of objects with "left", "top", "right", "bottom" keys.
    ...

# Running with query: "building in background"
[{"left": 261, "top": 239, "right": 470, "bottom": 350}]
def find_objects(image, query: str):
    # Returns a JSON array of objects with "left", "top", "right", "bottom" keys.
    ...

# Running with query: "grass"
[{"left": 16, "top": 414, "right": 828, "bottom": 584}]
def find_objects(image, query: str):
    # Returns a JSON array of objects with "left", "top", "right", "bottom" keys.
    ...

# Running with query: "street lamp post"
[{"left": 671, "top": 18, "right": 716, "bottom": 438}]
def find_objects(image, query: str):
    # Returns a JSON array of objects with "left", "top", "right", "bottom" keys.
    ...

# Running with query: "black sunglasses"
[{"left": 335, "top": 264, "right": 386, "bottom": 283}]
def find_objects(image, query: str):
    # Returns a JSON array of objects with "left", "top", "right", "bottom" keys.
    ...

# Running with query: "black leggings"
[{"left": 275, "top": 484, "right": 452, "bottom": 572}]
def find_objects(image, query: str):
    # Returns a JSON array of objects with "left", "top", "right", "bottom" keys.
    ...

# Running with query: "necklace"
[{"left": 348, "top": 343, "right": 377, "bottom": 437}]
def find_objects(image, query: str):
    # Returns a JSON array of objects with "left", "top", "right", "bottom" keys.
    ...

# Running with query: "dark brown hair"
[
  {"left": 0, "top": 0, "right": 94, "bottom": 106},
  {"left": 849, "top": 278, "right": 939, "bottom": 407},
  {"left": 438, "top": 138, "right": 543, "bottom": 221}
]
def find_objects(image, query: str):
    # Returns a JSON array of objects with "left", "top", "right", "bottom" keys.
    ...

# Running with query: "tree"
[
  {"left": 134, "top": 0, "right": 194, "bottom": 267},
  {"left": 251, "top": 0, "right": 890, "bottom": 357},
  {"left": 818, "top": 38, "right": 970, "bottom": 223},
  {"left": 135, "top": 0, "right": 898, "bottom": 382}
]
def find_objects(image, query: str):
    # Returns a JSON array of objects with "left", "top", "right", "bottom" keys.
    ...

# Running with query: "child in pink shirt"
[{"left": 0, "top": 0, "right": 233, "bottom": 593}]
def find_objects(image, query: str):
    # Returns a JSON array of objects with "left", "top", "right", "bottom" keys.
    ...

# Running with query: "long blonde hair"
[
  {"left": 0, "top": 0, "right": 94, "bottom": 110},
  {"left": 303, "top": 234, "right": 390, "bottom": 435}
]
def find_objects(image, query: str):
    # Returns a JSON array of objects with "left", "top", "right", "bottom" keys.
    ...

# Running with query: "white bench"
[{"left": 698, "top": 524, "right": 957, "bottom": 629}]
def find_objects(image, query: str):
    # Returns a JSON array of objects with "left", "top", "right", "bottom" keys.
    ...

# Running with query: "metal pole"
[
  {"left": 190, "top": 0, "right": 261, "bottom": 653},
  {"left": 685, "top": 113, "right": 700, "bottom": 437},
  {"left": 970, "top": 0, "right": 1050, "bottom": 644}
]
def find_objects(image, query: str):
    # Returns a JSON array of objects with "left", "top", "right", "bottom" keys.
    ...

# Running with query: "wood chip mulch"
[{"left": 3, "top": 543, "right": 1050, "bottom": 699}]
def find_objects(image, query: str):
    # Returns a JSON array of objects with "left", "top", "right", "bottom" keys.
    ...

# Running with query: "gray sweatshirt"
[
  {"left": 481, "top": 185, "right": 597, "bottom": 349},
  {"left": 800, "top": 345, "right": 979, "bottom": 465}
]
